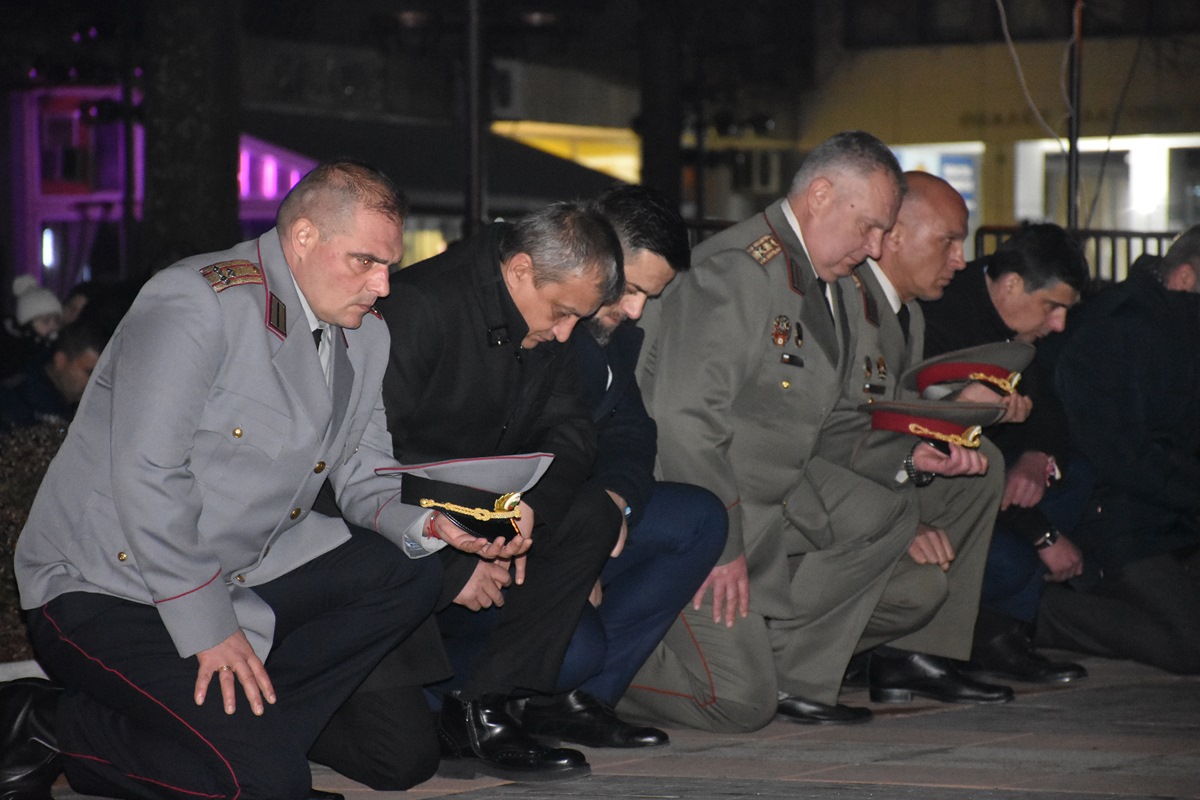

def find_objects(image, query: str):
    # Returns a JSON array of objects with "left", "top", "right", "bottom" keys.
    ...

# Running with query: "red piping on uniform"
[
  {"left": 153, "top": 568, "right": 221, "bottom": 604},
  {"left": 40, "top": 606, "right": 242, "bottom": 800},
  {"left": 627, "top": 612, "right": 718, "bottom": 708}
]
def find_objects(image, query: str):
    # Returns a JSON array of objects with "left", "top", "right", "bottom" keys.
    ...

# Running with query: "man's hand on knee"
[
  {"left": 693, "top": 554, "right": 750, "bottom": 628},
  {"left": 195, "top": 629, "right": 275, "bottom": 715},
  {"left": 907, "top": 523, "right": 955, "bottom": 571}
]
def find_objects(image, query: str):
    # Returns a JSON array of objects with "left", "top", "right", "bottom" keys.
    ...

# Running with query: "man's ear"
[
  {"left": 807, "top": 176, "right": 834, "bottom": 216},
  {"left": 1001, "top": 271, "right": 1025, "bottom": 295},
  {"left": 504, "top": 252, "right": 534, "bottom": 287},
  {"left": 884, "top": 223, "right": 904, "bottom": 253},
  {"left": 290, "top": 218, "right": 318, "bottom": 256}
]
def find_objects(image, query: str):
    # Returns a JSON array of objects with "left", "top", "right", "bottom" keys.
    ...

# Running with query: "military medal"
[
  {"left": 876, "top": 357, "right": 888, "bottom": 378},
  {"left": 772, "top": 315, "right": 791, "bottom": 347},
  {"left": 863, "top": 355, "right": 886, "bottom": 398}
]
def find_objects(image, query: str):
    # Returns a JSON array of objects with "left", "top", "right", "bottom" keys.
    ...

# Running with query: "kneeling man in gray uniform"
[{"left": 6, "top": 161, "right": 522, "bottom": 800}]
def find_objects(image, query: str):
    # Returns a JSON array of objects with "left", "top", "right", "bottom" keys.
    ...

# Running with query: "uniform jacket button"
[
  {"left": 290, "top": 508, "right": 302, "bottom": 519},
  {"left": 232, "top": 427, "right": 243, "bottom": 438},
  {"left": 236, "top": 574, "right": 245, "bottom": 582},
  {"left": 314, "top": 461, "right": 325, "bottom": 473},
  {"left": 117, "top": 551, "right": 127, "bottom": 562}
]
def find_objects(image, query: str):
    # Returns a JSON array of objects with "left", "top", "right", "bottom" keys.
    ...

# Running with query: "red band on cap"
[
  {"left": 870, "top": 409, "right": 983, "bottom": 448},
  {"left": 918, "top": 361, "right": 1020, "bottom": 395}
]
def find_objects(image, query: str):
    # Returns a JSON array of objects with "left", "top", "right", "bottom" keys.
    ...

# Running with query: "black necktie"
[
  {"left": 814, "top": 279, "right": 834, "bottom": 321},
  {"left": 897, "top": 305, "right": 911, "bottom": 344},
  {"left": 312, "top": 328, "right": 323, "bottom": 350}
]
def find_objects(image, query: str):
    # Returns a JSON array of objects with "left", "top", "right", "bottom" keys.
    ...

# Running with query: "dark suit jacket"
[
  {"left": 375, "top": 224, "right": 597, "bottom": 602},
  {"left": 1055, "top": 268, "right": 1200, "bottom": 572},
  {"left": 571, "top": 321, "right": 655, "bottom": 526},
  {"left": 376, "top": 224, "right": 596, "bottom": 532}
]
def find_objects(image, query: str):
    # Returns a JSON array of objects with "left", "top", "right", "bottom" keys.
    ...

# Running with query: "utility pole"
[
  {"left": 464, "top": 0, "right": 487, "bottom": 237},
  {"left": 1066, "top": 0, "right": 1083, "bottom": 229}
]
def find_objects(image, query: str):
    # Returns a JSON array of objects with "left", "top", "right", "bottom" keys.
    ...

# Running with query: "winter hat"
[{"left": 13, "top": 275, "right": 63, "bottom": 326}]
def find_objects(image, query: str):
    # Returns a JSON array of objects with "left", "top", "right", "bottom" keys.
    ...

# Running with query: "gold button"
[
  {"left": 781, "top": 380, "right": 791, "bottom": 389},
  {"left": 117, "top": 551, "right": 127, "bottom": 562},
  {"left": 314, "top": 461, "right": 326, "bottom": 474},
  {"left": 236, "top": 574, "right": 245, "bottom": 582},
  {"left": 232, "top": 427, "right": 243, "bottom": 438},
  {"left": 290, "top": 508, "right": 301, "bottom": 519}
]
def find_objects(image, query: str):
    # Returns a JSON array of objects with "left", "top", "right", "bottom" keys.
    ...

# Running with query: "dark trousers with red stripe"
[{"left": 28, "top": 527, "right": 441, "bottom": 800}]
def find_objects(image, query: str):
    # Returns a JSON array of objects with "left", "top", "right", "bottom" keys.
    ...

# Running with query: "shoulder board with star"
[
  {"left": 199, "top": 259, "right": 263, "bottom": 293},
  {"left": 849, "top": 272, "right": 880, "bottom": 328},
  {"left": 747, "top": 234, "right": 782, "bottom": 266}
]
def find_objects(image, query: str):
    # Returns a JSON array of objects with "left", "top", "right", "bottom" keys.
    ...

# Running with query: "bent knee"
[
  {"left": 1156, "top": 644, "right": 1200, "bottom": 675},
  {"left": 701, "top": 686, "right": 778, "bottom": 733},
  {"left": 879, "top": 562, "right": 949, "bottom": 628},
  {"left": 237, "top": 754, "right": 311, "bottom": 800},
  {"left": 622, "top": 682, "right": 776, "bottom": 734}
]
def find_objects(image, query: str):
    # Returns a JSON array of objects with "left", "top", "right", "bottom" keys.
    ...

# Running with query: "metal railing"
[{"left": 974, "top": 226, "right": 1178, "bottom": 283}]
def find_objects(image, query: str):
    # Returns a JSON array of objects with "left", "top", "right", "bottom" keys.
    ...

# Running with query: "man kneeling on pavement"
[
  {"left": 619, "top": 137, "right": 1012, "bottom": 733},
  {"left": 310, "top": 190, "right": 724, "bottom": 785}
]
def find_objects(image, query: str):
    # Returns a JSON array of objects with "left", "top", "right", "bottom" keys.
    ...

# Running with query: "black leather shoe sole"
[
  {"left": 961, "top": 661, "right": 1088, "bottom": 685},
  {"left": 529, "top": 730, "right": 669, "bottom": 749},
  {"left": 869, "top": 685, "right": 1014, "bottom": 704},
  {"left": 436, "top": 756, "right": 592, "bottom": 782},
  {"left": 307, "top": 791, "right": 344, "bottom": 800},
  {"left": 776, "top": 697, "right": 873, "bottom": 725}
]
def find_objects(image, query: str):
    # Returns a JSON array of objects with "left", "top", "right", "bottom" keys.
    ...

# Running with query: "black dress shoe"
[
  {"left": 841, "top": 651, "right": 872, "bottom": 689},
  {"left": 522, "top": 690, "right": 668, "bottom": 748},
  {"left": 437, "top": 693, "right": 590, "bottom": 782},
  {"left": 964, "top": 626, "right": 1087, "bottom": 684},
  {"left": 308, "top": 790, "right": 344, "bottom": 800},
  {"left": 776, "top": 695, "right": 872, "bottom": 725},
  {"left": 1, "top": 679, "right": 63, "bottom": 800},
  {"left": 869, "top": 650, "right": 1014, "bottom": 704}
]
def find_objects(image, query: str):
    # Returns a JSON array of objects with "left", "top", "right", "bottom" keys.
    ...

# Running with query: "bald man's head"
[{"left": 877, "top": 171, "right": 969, "bottom": 303}]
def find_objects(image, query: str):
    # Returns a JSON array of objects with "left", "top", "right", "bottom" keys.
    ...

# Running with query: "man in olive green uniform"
[
  {"left": 829, "top": 172, "right": 1010, "bottom": 705},
  {"left": 620, "top": 133, "right": 990, "bottom": 732}
]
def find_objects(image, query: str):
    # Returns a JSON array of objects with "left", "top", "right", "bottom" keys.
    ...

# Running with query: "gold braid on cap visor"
[
  {"left": 419, "top": 491, "right": 523, "bottom": 521},
  {"left": 907, "top": 423, "right": 984, "bottom": 449},
  {"left": 969, "top": 371, "right": 1021, "bottom": 396}
]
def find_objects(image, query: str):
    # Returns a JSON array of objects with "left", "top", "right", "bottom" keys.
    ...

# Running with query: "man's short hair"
[
  {"left": 276, "top": 159, "right": 409, "bottom": 238},
  {"left": 498, "top": 201, "right": 624, "bottom": 306},
  {"left": 1163, "top": 225, "right": 1200, "bottom": 276},
  {"left": 988, "top": 223, "right": 1089, "bottom": 292},
  {"left": 593, "top": 184, "right": 691, "bottom": 273},
  {"left": 788, "top": 130, "right": 906, "bottom": 199},
  {"left": 54, "top": 318, "right": 109, "bottom": 359}
]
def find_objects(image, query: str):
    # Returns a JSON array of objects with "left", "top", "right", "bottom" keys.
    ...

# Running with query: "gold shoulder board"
[
  {"left": 747, "top": 235, "right": 782, "bottom": 266},
  {"left": 200, "top": 260, "right": 263, "bottom": 293}
]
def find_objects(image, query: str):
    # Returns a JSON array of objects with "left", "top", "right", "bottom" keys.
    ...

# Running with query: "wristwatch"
[
  {"left": 903, "top": 450, "right": 935, "bottom": 487},
  {"left": 1034, "top": 527, "right": 1061, "bottom": 549}
]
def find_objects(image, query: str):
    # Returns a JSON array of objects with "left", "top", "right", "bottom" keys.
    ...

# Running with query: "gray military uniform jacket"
[
  {"left": 643, "top": 199, "right": 903, "bottom": 618},
  {"left": 819, "top": 260, "right": 928, "bottom": 480},
  {"left": 16, "top": 230, "right": 431, "bottom": 661}
]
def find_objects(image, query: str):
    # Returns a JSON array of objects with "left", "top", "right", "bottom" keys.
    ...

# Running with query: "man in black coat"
[
  {"left": 920, "top": 223, "right": 1092, "bottom": 684},
  {"left": 313, "top": 202, "right": 624, "bottom": 785},
  {"left": 1047, "top": 229, "right": 1200, "bottom": 674},
  {"left": 517, "top": 186, "right": 727, "bottom": 748}
]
